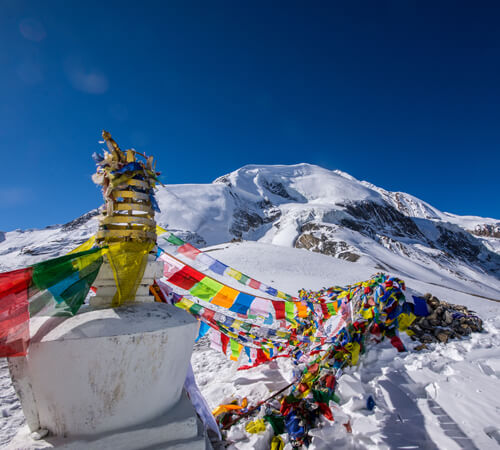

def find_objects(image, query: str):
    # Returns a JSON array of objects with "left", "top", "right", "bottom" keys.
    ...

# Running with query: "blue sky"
[{"left": 0, "top": 1, "right": 499, "bottom": 231}]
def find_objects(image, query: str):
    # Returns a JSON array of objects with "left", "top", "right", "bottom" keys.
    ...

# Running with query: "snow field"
[
  {"left": 1, "top": 241, "right": 499, "bottom": 449},
  {"left": 189, "top": 242, "right": 500, "bottom": 449}
]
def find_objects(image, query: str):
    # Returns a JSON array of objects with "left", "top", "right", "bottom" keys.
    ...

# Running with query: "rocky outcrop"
[
  {"left": 262, "top": 180, "right": 295, "bottom": 200},
  {"left": 294, "top": 223, "right": 360, "bottom": 262},
  {"left": 229, "top": 196, "right": 281, "bottom": 239},
  {"left": 469, "top": 223, "right": 500, "bottom": 239},
  {"left": 434, "top": 224, "right": 500, "bottom": 277},
  {"left": 61, "top": 209, "right": 99, "bottom": 231},
  {"left": 167, "top": 229, "right": 207, "bottom": 247}
]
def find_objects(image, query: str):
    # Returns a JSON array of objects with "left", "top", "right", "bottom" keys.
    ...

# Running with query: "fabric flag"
[
  {"left": 0, "top": 247, "right": 105, "bottom": 357},
  {"left": 412, "top": 296, "right": 430, "bottom": 317},
  {"left": 161, "top": 253, "right": 184, "bottom": 278},
  {"left": 209, "top": 260, "right": 228, "bottom": 276},
  {"left": 184, "top": 363, "right": 221, "bottom": 439},
  {"left": 193, "top": 252, "right": 217, "bottom": 271},
  {"left": 178, "top": 243, "right": 201, "bottom": 260},
  {"left": 229, "top": 293, "right": 255, "bottom": 315},
  {"left": 210, "top": 286, "right": 238, "bottom": 308},
  {"left": 164, "top": 233, "right": 184, "bottom": 246},
  {"left": 249, "top": 279, "right": 261, "bottom": 290},
  {"left": 220, "top": 333, "right": 229, "bottom": 355},
  {"left": 0, "top": 269, "right": 31, "bottom": 357},
  {"left": 190, "top": 277, "right": 224, "bottom": 302},
  {"left": 106, "top": 241, "right": 154, "bottom": 306},
  {"left": 158, "top": 232, "right": 299, "bottom": 302},
  {"left": 209, "top": 328, "right": 222, "bottom": 352},
  {"left": 249, "top": 297, "right": 272, "bottom": 319},
  {"left": 272, "top": 301, "right": 286, "bottom": 320},
  {"left": 230, "top": 338, "right": 242, "bottom": 361},
  {"left": 168, "top": 265, "right": 205, "bottom": 291},
  {"left": 196, "top": 322, "right": 210, "bottom": 342}
]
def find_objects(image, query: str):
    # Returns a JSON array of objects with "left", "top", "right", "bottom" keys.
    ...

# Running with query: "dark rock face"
[
  {"left": 434, "top": 225, "right": 500, "bottom": 277},
  {"left": 221, "top": 193, "right": 500, "bottom": 284},
  {"left": 408, "top": 294, "right": 483, "bottom": 345},
  {"left": 229, "top": 194, "right": 281, "bottom": 238},
  {"left": 436, "top": 226, "right": 480, "bottom": 261},
  {"left": 262, "top": 180, "right": 295, "bottom": 200},
  {"left": 339, "top": 201, "right": 425, "bottom": 240},
  {"left": 329, "top": 201, "right": 500, "bottom": 279},
  {"left": 230, "top": 209, "right": 266, "bottom": 238},
  {"left": 294, "top": 223, "right": 360, "bottom": 262}
]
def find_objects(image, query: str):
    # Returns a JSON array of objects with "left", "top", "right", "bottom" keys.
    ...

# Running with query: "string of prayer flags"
[
  {"left": 0, "top": 247, "right": 106, "bottom": 357},
  {"left": 159, "top": 251, "right": 309, "bottom": 323},
  {"left": 215, "top": 273, "right": 420, "bottom": 446},
  {"left": 158, "top": 230, "right": 297, "bottom": 302}
]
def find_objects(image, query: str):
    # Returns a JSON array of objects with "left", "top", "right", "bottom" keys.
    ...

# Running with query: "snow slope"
[
  {"left": 1, "top": 242, "right": 499, "bottom": 448},
  {"left": 191, "top": 242, "right": 500, "bottom": 450}
]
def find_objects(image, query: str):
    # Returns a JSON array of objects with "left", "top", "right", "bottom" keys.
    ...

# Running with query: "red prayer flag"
[
  {"left": 272, "top": 301, "right": 285, "bottom": 320},
  {"left": 0, "top": 268, "right": 32, "bottom": 357},
  {"left": 318, "top": 402, "right": 334, "bottom": 421},
  {"left": 177, "top": 243, "right": 201, "bottom": 260},
  {"left": 167, "top": 266, "right": 205, "bottom": 290},
  {"left": 390, "top": 336, "right": 406, "bottom": 352},
  {"left": 220, "top": 333, "right": 230, "bottom": 355},
  {"left": 320, "top": 302, "right": 330, "bottom": 319},
  {"left": 249, "top": 279, "right": 261, "bottom": 290}
]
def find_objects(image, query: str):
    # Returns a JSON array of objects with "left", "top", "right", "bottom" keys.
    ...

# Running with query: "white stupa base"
[
  {"left": 7, "top": 303, "right": 209, "bottom": 449},
  {"left": 6, "top": 391, "right": 210, "bottom": 450}
]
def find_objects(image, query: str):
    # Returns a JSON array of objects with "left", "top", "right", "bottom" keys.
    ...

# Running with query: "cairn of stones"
[{"left": 408, "top": 293, "right": 483, "bottom": 346}]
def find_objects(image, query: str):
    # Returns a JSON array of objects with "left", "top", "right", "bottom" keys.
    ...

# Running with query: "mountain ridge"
[{"left": 1, "top": 164, "right": 499, "bottom": 301}]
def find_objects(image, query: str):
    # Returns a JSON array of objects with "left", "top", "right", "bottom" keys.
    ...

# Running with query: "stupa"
[{"left": 7, "top": 132, "right": 209, "bottom": 449}]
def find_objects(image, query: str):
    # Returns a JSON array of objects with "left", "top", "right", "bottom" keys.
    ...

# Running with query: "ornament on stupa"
[
  {"left": 92, "top": 130, "right": 159, "bottom": 245},
  {"left": 90, "top": 131, "right": 164, "bottom": 307}
]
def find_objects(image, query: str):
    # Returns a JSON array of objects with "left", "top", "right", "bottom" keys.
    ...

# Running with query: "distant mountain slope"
[{"left": 1, "top": 164, "right": 499, "bottom": 300}]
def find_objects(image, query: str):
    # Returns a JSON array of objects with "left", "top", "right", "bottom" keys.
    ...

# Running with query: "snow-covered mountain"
[
  {"left": 1, "top": 165, "right": 500, "bottom": 449},
  {"left": 1, "top": 163, "right": 499, "bottom": 299}
]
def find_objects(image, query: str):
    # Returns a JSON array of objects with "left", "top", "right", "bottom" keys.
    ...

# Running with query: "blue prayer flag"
[
  {"left": 209, "top": 260, "right": 228, "bottom": 276},
  {"left": 412, "top": 296, "right": 429, "bottom": 316}
]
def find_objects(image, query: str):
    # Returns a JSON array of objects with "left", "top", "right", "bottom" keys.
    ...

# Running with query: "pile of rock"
[{"left": 408, "top": 293, "right": 483, "bottom": 345}]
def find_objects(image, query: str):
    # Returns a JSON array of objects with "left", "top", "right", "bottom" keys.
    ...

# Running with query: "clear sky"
[{"left": 0, "top": 1, "right": 499, "bottom": 231}]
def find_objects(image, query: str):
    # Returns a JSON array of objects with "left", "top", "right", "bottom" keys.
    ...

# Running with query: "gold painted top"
[{"left": 92, "top": 130, "right": 160, "bottom": 245}]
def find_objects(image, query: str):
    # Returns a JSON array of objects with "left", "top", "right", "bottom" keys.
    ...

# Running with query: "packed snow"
[{"left": 3, "top": 241, "right": 499, "bottom": 448}]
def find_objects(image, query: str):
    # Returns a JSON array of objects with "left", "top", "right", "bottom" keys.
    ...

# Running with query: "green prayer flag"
[
  {"left": 264, "top": 415, "right": 285, "bottom": 435},
  {"left": 165, "top": 234, "right": 184, "bottom": 246},
  {"left": 189, "top": 277, "right": 223, "bottom": 301},
  {"left": 189, "top": 303, "right": 203, "bottom": 316},
  {"left": 238, "top": 274, "right": 250, "bottom": 285}
]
